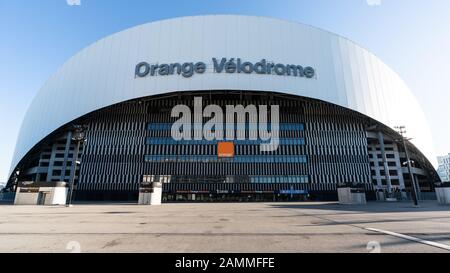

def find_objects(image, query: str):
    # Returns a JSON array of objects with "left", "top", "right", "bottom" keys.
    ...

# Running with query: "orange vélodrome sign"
[{"left": 218, "top": 142, "right": 234, "bottom": 158}]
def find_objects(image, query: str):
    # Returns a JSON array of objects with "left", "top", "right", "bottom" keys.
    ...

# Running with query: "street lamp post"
[
  {"left": 395, "top": 126, "right": 419, "bottom": 207},
  {"left": 66, "top": 125, "right": 86, "bottom": 207}
]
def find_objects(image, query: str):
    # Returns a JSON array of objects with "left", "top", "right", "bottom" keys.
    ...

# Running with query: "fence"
[
  {"left": 404, "top": 191, "right": 437, "bottom": 201},
  {"left": 0, "top": 192, "right": 15, "bottom": 203}
]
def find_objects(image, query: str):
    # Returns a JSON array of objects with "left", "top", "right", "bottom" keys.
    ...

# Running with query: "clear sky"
[{"left": 0, "top": 0, "right": 449, "bottom": 184}]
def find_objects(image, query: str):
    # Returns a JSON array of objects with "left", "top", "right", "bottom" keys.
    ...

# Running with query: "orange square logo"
[{"left": 218, "top": 142, "right": 234, "bottom": 158}]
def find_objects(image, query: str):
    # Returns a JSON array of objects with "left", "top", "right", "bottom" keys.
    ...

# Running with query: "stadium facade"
[{"left": 6, "top": 15, "right": 440, "bottom": 201}]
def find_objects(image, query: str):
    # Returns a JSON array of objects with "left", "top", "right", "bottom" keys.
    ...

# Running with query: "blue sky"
[{"left": 1, "top": 0, "right": 449, "bottom": 183}]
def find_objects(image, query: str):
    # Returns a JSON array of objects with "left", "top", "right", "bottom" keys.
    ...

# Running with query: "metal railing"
[{"left": 0, "top": 191, "right": 15, "bottom": 203}]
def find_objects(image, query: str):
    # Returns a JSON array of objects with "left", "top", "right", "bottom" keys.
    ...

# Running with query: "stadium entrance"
[{"left": 162, "top": 191, "right": 311, "bottom": 202}]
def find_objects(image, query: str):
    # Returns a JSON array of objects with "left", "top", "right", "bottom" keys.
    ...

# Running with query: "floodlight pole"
[
  {"left": 66, "top": 125, "right": 86, "bottom": 207},
  {"left": 395, "top": 126, "right": 419, "bottom": 207}
]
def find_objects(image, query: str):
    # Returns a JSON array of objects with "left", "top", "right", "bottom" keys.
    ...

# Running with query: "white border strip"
[{"left": 366, "top": 228, "right": 450, "bottom": 251}]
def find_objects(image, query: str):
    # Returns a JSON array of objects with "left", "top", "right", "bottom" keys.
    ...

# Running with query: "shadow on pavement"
[{"left": 268, "top": 201, "right": 450, "bottom": 214}]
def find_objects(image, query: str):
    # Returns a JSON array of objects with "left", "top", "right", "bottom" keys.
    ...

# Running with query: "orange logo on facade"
[{"left": 218, "top": 142, "right": 234, "bottom": 158}]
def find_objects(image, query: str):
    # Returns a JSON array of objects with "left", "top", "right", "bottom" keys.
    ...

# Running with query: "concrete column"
[
  {"left": 378, "top": 132, "right": 392, "bottom": 193},
  {"left": 35, "top": 170, "right": 41, "bottom": 183},
  {"left": 393, "top": 143, "right": 406, "bottom": 190},
  {"left": 46, "top": 143, "right": 58, "bottom": 181},
  {"left": 61, "top": 131, "right": 73, "bottom": 181}
]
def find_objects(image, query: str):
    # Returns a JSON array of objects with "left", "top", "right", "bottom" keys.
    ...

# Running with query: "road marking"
[{"left": 365, "top": 228, "right": 450, "bottom": 251}]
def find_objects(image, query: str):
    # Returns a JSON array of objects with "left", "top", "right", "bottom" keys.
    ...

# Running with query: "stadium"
[{"left": 5, "top": 15, "right": 440, "bottom": 202}]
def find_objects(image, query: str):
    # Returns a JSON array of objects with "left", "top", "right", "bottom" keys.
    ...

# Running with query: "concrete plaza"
[{"left": 0, "top": 201, "right": 449, "bottom": 253}]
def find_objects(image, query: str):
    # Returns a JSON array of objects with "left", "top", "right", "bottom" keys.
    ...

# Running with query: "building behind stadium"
[
  {"left": 5, "top": 15, "right": 440, "bottom": 202},
  {"left": 437, "top": 154, "right": 450, "bottom": 182}
]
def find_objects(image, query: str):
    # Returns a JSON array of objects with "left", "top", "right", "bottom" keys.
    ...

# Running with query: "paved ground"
[{"left": 0, "top": 201, "right": 449, "bottom": 253}]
